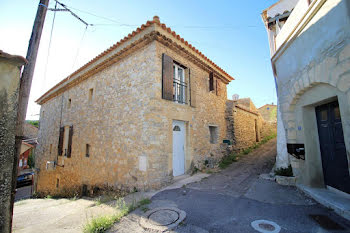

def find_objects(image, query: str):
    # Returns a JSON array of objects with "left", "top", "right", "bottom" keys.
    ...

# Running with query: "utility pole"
[{"left": 8, "top": 0, "right": 49, "bottom": 232}]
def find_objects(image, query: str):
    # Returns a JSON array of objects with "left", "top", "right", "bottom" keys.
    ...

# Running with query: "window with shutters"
[
  {"left": 58, "top": 127, "right": 64, "bottom": 156},
  {"left": 162, "top": 54, "right": 195, "bottom": 106},
  {"left": 58, "top": 125, "right": 73, "bottom": 157},
  {"left": 209, "top": 72, "right": 214, "bottom": 92}
]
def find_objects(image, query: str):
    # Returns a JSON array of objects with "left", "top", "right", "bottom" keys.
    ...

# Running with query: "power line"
[
  {"left": 42, "top": 1, "right": 58, "bottom": 92},
  {"left": 72, "top": 25, "right": 88, "bottom": 70},
  {"left": 57, "top": 2, "right": 138, "bottom": 27},
  {"left": 50, "top": 1, "right": 260, "bottom": 30}
]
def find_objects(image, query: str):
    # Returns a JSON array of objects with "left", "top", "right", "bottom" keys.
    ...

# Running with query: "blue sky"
[{"left": 0, "top": 0, "right": 277, "bottom": 119}]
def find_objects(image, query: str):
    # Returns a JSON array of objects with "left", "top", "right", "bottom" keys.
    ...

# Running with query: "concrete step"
[{"left": 297, "top": 184, "right": 350, "bottom": 221}]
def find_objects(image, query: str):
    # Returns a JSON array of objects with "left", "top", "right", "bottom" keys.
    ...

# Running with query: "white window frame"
[{"left": 173, "top": 63, "right": 186, "bottom": 104}]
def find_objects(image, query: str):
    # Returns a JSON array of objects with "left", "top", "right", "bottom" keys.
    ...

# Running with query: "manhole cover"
[
  {"left": 140, "top": 207, "right": 186, "bottom": 231},
  {"left": 148, "top": 209, "right": 179, "bottom": 226},
  {"left": 251, "top": 220, "right": 281, "bottom": 233},
  {"left": 309, "top": 214, "right": 345, "bottom": 230},
  {"left": 259, "top": 223, "right": 275, "bottom": 231}
]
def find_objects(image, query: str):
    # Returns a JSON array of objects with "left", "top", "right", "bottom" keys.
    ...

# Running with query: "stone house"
[
  {"left": 226, "top": 98, "right": 276, "bottom": 151},
  {"left": 35, "top": 16, "right": 234, "bottom": 195},
  {"left": 258, "top": 104, "right": 277, "bottom": 123},
  {"left": 262, "top": 0, "right": 350, "bottom": 195}
]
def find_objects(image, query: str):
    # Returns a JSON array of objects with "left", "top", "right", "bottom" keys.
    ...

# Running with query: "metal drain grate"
[{"left": 309, "top": 215, "right": 345, "bottom": 230}]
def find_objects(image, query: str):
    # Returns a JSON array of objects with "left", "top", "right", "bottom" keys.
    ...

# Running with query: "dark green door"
[{"left": 316, "top": 101, "right": 350, "bottom": 194}]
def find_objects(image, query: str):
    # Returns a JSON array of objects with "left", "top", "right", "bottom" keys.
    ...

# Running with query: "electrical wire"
[
  {"left": 53, "top": 1, "right": 259, "bottom": 30},
  {"left": 71, "top": 25, "right": 88, "bottom": 70},
  {"left": 42, "top": 1, "right": 58, "bottom": 92}
]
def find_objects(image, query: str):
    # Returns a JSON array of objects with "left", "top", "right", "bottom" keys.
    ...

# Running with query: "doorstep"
[{"left": 297, "top": 184, "right": 350, "bottom": 221}]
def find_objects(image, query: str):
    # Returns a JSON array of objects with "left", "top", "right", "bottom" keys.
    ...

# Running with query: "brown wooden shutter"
[
  {"left": 209, "top": 72, "right": 214, "bottom": 91},
  {"left": 67, "top": 125, "right": 73, "bottom": 158},
  {"left": 58, "top": 126, "right": 64, "bottom": 156},
  {"left": 188, "top": 68, "right": 196, "bottom": 107},
  {"left": 162, "top": 53, "right": 173, "bottom": 101},
  {"left": 217, "top": 80, "right": 221, "bottom": 96}
]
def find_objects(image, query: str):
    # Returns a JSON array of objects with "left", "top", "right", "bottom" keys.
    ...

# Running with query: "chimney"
[{"left": 153, "top": 16, "right": 160, "bottom": 24}]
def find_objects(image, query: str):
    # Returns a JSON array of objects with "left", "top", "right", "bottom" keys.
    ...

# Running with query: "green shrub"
[
  {"left": 26, "top": 120, "right": 39, "bottom": 127},
  {"left": 275, "top": 165, "right": 293, "bottom": 177},
  {"left": 28, "top": 151, "right": 35, "bottom": 168}
]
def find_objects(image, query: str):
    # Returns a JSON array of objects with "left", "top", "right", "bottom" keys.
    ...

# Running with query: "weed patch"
[
  {"left": 219, "top": 133, "right": 277, "bottom": 169},
  {"left": 275, "top": 165, "right": 293, "bottom": 177},
  {"left": 45, "top": 195, "right": 53, "bottom": 199},
  {"left": 138, "top": 198, "right": 151, "bottom": 206},
  {"left": 84, "top": 198, "right": 152, "bottom": 233}
]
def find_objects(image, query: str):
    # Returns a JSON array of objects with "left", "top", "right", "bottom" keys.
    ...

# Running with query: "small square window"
[
  {"left": 209, "top": 126, "right": 218, "bottom": 144},
  {"left": 86, "top": 144, "right": 90, "bottom": 157}
]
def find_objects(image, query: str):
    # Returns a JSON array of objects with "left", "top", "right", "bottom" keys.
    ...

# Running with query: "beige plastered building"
[
  {"left": 35, "top": 16, "right": 234, "bottom": 195},
  {"left": 262, "top": 0, "right": 350, "bottom": 195}
]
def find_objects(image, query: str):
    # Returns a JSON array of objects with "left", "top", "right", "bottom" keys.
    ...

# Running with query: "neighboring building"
[
  {"left": 18, "top": 123, "right": 38, "bottom": 172},
  {"left": 23, "top": 122, "right": 39, "bottom": 141},
  {"left": 35, "top": 16, "right": 234, "bottom": 195},
  {"left": 262, "top": 0, "right": 297, "bottom": 170},
  {"left": 19, "top": 142, "right": 34, "bottom": 171},
  {"left": 262, "top": 0, "right": 350, "bottom": 195},
  {"left": 0, "top": 50, "right": 27, "bottom": 233},
  {"left": 258, "top": 104, "right": 277, "bottom": 123},
  {"left": 261, "top": 0, "right": 299, "bottom": 56},
  {"left": 226, "top": 98, "right": 276, "bottom": 151}
]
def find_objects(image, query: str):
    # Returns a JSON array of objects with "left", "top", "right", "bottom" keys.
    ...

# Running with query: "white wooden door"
[{"left": 172, "top": 120, "right": 185, "bottom": 176}]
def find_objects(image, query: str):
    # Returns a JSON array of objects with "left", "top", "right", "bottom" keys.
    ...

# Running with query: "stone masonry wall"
[
  {"left": 36, "top": 42, "right": 161, "bottom": 195},
  {"left": 23, "top": 122, "right": 38, "bottom": 139},
  {"left": 226, "top": 100, "right": 276, "bottom": 152},
  {"left": 258, "top": 105, "right": 277, "bottom": 123},
  {"left": 0, "top": 58, "right": 23, "bottom": 233}
]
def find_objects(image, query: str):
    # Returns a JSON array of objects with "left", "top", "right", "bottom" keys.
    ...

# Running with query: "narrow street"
[{"left": 109, "top": 139, "right": 350, "bottom": 233}]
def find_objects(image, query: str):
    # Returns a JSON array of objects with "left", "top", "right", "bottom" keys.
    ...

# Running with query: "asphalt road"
[
  {"left": 110, "top": 138, "right": 350, "bottom": 233},
  {"left": 15, "top": 185, "right": 33, "bottom": 201}
]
